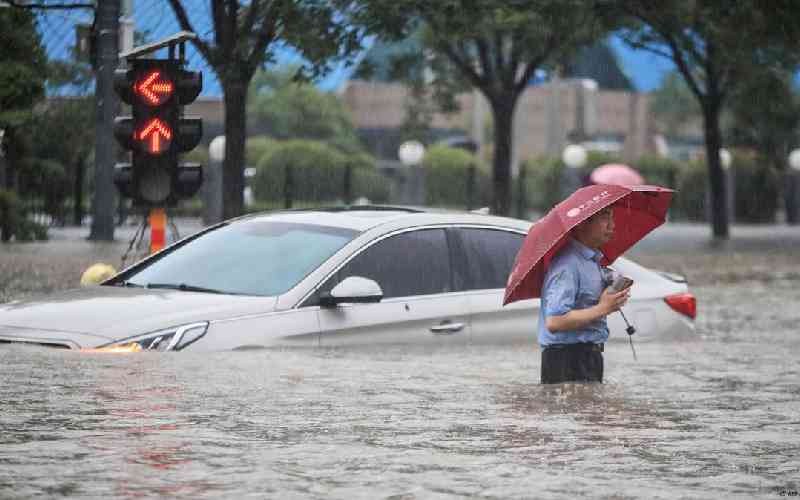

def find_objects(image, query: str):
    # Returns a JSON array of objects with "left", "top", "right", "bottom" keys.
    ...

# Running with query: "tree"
[
  {"left": 166, "top": 1, "right": 360, "bottom": 220},
  {"left": 605, "top": 0, "right": 799, "bottom": 239},
  {"left": 649, "top": 71, "right": 700, "bottom": 138},
  {"left": 727, "top": 71, "right": 800, "bottom": 172},
  {"left": 0, "top": 7, "right": 47, "bottom": 187},
  {"left": 0, "top": 7, "right": 47, "bottom": 241},
  {"left": 345, "top": 0, "right": 611, "bottom": 215},
  {"left": 248, "top": 67, "right": 362, "bottom": 153}
]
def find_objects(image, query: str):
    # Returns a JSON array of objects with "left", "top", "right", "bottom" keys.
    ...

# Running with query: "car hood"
[{"left": 0, "top": 286, "right": 278, "bottom": 346}]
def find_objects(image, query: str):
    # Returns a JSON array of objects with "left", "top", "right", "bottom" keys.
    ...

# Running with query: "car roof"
[{"left": 234, "top": 205, "right": 533, "bottom": 233}]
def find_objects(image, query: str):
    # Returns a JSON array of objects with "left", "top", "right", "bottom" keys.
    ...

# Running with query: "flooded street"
[{"left": 1, "top": 223, "right": 799, "bottom": 498}]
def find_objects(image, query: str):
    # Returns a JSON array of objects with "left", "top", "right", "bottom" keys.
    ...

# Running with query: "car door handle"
[{"left": 429, "top": 321, "right": 465, "bottom": 335}]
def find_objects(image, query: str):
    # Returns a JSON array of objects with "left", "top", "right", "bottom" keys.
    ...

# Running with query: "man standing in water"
[{"left": 538, "top": 206, "right": 631, "bottom": 384}]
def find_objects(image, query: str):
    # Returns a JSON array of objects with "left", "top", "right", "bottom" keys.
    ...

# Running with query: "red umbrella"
[
  {"left": 504, "top": 184, "right": 673, "bottom": 305},
  {"left": 590, "top": 163, "right": 645, "bottom": 186}
]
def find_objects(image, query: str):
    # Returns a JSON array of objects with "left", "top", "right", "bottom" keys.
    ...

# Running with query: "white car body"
[{"left": 0, "top": 207, "right": 695, "bottom": 351}]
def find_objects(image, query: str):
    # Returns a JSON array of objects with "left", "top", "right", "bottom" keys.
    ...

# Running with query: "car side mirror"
[{"left": 319, "top": 276, "right": 383, "bottom": 307}]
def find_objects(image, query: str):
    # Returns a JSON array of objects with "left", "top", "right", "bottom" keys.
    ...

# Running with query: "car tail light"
[{"left": 665, "top": 293, "right": 696, "bottom": 319}]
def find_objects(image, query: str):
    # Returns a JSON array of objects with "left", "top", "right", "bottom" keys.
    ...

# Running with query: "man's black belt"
[{"left": 543, "top": 342, "right": 603, "bottom": 353}]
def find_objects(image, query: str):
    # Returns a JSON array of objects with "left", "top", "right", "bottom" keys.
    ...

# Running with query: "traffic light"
[{"left": 113, "top": 58, "right": 203, "bottom": 206}]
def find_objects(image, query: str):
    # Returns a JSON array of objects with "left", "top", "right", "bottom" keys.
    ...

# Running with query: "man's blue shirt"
[{"left": 538, "top": 238, "right": 609, "bottom": 347}]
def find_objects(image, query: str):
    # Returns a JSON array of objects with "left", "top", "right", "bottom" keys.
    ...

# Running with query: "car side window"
[
  {"left": 307, "top": 228, "right": 452, "bottom": 305},
  {"left": 450, "top": 228, "right": 524, "bottom": 291}
]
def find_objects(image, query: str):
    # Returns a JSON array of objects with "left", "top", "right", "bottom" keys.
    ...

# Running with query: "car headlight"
[{"left": 88, "top": 322, "right": 209, "bottom": 353}]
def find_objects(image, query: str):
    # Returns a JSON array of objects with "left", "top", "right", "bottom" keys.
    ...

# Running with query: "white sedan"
[{"left": 0, "top": 207, "right": 695, "bottom": 351}]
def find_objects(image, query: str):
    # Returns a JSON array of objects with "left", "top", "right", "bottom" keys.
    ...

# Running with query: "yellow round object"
[{"left": 80, "top": 263, "right": 118, "bottom": 286}]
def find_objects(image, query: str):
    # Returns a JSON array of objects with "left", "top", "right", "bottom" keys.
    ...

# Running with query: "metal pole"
[{"left": 89, "top": 0, "right": 119, "bottom": 241}]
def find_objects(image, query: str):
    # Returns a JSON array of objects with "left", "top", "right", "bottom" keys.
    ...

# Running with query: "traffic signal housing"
[{"left": 113, "top": 58, "right": 203, "bottom": 206}]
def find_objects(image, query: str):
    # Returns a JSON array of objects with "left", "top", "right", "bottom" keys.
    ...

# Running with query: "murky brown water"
[
  {"left": 2, "top": 225, "right": 800, "bottom": 498},
  {"left": 1, "top": 278, "right": 799, "bottom": 499}
]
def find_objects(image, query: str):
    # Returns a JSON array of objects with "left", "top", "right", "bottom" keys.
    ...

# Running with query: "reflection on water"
[{"left": 1, "top": 281, "right": 799, "bottom": 499}]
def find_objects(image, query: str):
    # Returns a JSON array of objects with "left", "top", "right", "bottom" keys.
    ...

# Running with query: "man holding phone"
[{"left": 538, "top": 206, "right": 632, "bottom": 384}]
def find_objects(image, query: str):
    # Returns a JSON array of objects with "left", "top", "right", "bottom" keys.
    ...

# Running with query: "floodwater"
[{"left": 2, "top": 278, "right": 799, "bottom": 499}]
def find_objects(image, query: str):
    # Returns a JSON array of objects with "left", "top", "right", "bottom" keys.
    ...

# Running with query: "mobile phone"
[{"left": 609, "top": 275, "right": 633, "bottom": 293}]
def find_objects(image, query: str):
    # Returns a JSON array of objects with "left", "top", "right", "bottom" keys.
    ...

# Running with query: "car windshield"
[{"left": 123, "top": 220, "right": 359, "bottom": 296}]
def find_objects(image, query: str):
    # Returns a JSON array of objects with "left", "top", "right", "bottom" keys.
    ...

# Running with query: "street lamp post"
[
  {"left": 205, "top": 135, "right": 225, "bottom": 225},
  {"left": 398, "top": 140, "right": 426, "bottom": 205},
  {"left": 561, "top": 144, "right": 587, "bottom": 199},
  {"left": 786, "top": 149, "right": 800, "bottom": 225}
]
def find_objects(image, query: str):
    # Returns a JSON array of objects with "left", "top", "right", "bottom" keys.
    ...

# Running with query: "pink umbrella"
[{"left": 590, "top": 163, "right": 644, "bottom": 186}]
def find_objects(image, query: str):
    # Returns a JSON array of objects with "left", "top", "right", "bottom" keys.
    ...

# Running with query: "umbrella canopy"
[
  {"left": 590, "top": 163, "right": 645, "bottom": 186},
  {"left": 503, "top": 184, "right": 673, "bottom": 305}
]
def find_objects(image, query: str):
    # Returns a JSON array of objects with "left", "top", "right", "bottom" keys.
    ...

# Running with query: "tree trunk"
[
  {"left": 1, "top": 128, "right": 18, "bottom": 242},
  {"left": 222, "top": 82, "right": 247, "bottom": 220},
  {"left": 702, "top": 98, "right": 729, "bottom": 239},
  {"left": 490, "top": 97, "right": 514, "bottom": 216},
  {"left": 73, "top": 154, "right": 85, "bottom": 226}
]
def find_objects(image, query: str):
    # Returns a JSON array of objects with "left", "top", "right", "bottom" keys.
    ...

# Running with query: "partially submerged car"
[{"left": 0, "top": 206, "right": 696, "bottom": 352}]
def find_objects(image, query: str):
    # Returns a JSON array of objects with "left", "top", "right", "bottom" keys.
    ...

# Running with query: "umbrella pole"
[{"left": 619, "top": 308, "right": 637, "bottom": 361}]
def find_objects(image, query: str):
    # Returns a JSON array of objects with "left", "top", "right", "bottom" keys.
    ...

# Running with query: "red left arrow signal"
[
  {"left": 137, "top": 118, "right": 172, "bottom": 154},
  {"left": 136, "top": 70, "right": 174, "bottom": 106}
]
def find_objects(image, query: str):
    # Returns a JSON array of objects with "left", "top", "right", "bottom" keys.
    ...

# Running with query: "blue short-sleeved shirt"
[{"left": 537, "top": 238, "right": 609, "bottom": 347}]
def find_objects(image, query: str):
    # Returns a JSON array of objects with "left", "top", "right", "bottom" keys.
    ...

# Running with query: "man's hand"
[{"left": 599, "top": 285, "right": 631, "bottom": 315}]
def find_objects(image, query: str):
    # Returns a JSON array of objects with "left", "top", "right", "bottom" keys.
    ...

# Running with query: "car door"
[
  {"left": 312, "top": 228, "right": 470, "bottom": 346},
  {"left": 448, "top": 227, "right": 538, "bottom": 345}
]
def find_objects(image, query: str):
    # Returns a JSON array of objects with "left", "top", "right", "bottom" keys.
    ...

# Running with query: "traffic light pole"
[{"left": 90, "top": 0, "right": 120, "bottom": 241}]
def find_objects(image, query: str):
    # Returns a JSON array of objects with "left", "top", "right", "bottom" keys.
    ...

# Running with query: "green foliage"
[
  {"left": 346, "top": 0, "right": 615, "bottom": 215},
  {"left": 522, "top": 153, "right": 684, "bottom": 215},
  {"left": 673, "top": 161, "right": 707, "bottom": 222},
  {"left": 521, "top": 156, "right": 562, "bottom": 213},
  {"left": 245, "top": 136, "right": 277, "bottom": 167},
  {"left": 252, "top": 139, "right": 388, "bottom": 204},
  {"left": 634, "top": 155, "right": 680, "bottom": 189},
  {"left": 422, "top": 145, "right": 490, "bottom": 207},
  {"left": 0, "top": 8, "right": 47, "bottom": 129},
  {"left": 0, "top": 189, "right": 48, "bottom": 242},
  {"left": 649, "top": 72, "right": 701, "bottom": 137},
  {"left": 670, "top": 154, "right": 780, "bottom": 223},
  {"left": 732, "top": 156, "right": 780, "bottom": 223},
  {"left": 727, "top": 70, "right": 800, "bottom": 167},
  {"left": 248, "top": 68, "right": 363, "bottom": 153}
]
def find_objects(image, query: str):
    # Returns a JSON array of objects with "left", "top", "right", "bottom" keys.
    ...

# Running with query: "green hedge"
[
  {"left": 422, "top": 144, "right": 491, "bottom": 208},
  {"left": 521, "top": 153, "right": 685, "bottom": 215},
  {"left": 665, "top": 155, "right": 779, "bottom": 223},
  {"left": 245, "top": 136, "right": 277, "bottom": 167},
  {"left": 673, "top": 161, "right": 707, "bottom": 221},
  {"left": 733, "top": 156, "right": 780, "bottom": 223},
  {"left": 0, "top": 189, "right": 48, "bottom": 242},
  {"left": 252, "top": 139, "right": 389, "bottom": 204}
]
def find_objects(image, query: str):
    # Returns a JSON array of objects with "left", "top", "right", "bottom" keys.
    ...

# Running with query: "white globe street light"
[
  {"left": 562, "top": 144, "right": 587, "bottom": 169},
  {"left": 719, "top": 148, "right": 732, "bottom": 170},
  {"left": 398, "top": 140, "right": 425, "bottom": 166},
  {"left": 788, "top": 149, "right": 800, "bottom": 172},
  {"left": 209, "top": 135, "right": 226, "bottom": 162}
]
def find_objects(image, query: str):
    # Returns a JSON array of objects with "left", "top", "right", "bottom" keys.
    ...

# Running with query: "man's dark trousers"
[{"left": 540, "top": 342, "right": 604, "bottom": 384}]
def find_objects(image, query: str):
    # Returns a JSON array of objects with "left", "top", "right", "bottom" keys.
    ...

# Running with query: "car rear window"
[
  {"left": 123, "top": 220, "right": 359, "bottom": 296},
  {"left": 450, "top": 228, "right": 524, "bottom": 290}
]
